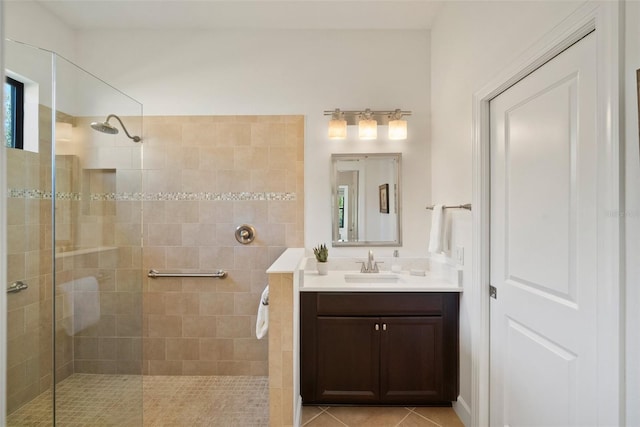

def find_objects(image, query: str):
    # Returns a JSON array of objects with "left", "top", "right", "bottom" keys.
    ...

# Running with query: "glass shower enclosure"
[{"left": 4, "top": 39, "right": 143, "bottom": 425}]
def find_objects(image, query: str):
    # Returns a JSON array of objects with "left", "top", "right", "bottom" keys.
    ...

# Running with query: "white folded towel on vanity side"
[
  {"left": 256, "top": 285, "right": 269, "bottom": 339},
  {"left": 428, "top": 204, "right": 444, "bottom": 253}
]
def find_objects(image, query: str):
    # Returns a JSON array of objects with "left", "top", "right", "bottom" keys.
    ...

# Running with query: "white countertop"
[
  {"left": 300, "top": 269, "right": 462, "bottom": 292},
  {"left": 266, "top": 248, "right": 305, "bottom": 273},
  {"left": 266, "top": 252, "right": 463, "bottom": 292}
]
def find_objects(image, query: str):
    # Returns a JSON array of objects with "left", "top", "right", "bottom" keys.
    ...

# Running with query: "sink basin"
[{"left": 344, "top": 273, "right": 399, "bottom": 283}]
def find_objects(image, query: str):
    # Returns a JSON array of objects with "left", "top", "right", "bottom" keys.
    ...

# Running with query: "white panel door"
[{"left": 490, "top": 32, "right": 597, "bottom": 426}]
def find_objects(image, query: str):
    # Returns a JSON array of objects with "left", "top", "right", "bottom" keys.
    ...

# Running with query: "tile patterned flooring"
[
  {"left": 143, "top": 375, "right": 268, "bottom": 426},
  {"left": 7, "top": 374, "right": 268, "bottom": 426},
  {"left": 7, "top": 374, "right": 463, "bottom": 427},
  {"left": 6, "top": 374, "right": 143, "bottom": 426},
  {"left": 301, "top": 406, "right": 463, "bottom": 427}
]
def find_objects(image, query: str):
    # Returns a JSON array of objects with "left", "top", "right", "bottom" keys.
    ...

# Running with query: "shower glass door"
[
  {"left": 5, "top": 40, "right": 55, "bottom": 426},
  {"left": 5, "top": 39, "right": 144, "bottom": 426}
]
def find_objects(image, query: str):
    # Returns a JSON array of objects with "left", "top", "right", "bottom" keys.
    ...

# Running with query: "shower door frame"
[{"left": 1, "top": 3, "right": 8, "bottom": 423}]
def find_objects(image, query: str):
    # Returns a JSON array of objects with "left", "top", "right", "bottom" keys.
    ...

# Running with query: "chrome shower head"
[
  {"left": 90, "top": 114, "right": 141, "bottom": 142},
  {"left": 90, "top": 120, "right": 119, "bottom": 135}
]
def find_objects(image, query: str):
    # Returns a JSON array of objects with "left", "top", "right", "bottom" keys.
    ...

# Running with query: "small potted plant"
[{"left": 313, "top": 243, "right": 329, "bottom": 276}]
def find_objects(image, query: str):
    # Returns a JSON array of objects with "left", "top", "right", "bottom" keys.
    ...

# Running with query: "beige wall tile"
[
  {"left": 182, "top": 170, "right": 217, "bottom": 193},
  {"left": 200, "top": 338, "right": 233, "bottom": 361},
  {"left": 182, "top": 360, "right": 218, "bottom": 375},
  {"left": 182, "top": 223, "right": 217, "bottom": 247},
  {"left": 234, "top": 338, "right": 268, "bottom": 361},
  {"left": 183, "top": 316, "right": 217, "bottom": 338},
  {"left": 7, "top": 309, "right": 25, "bottom": 340},
  {"left": 234, "top": 292, "right": 260, "bottom": 316},
  {"left": 148, "top": 360, "right": 182, "bottom": 375},
  {"left": 164, "top": 292, "right": 199, "bottom": 316},
  {"left": 147, "top": 315, "right": 182, "bottom": 338},
  {"left": 217, "top": 170, "right": 251, "bottom": 192},
  {"left": 216, "top": 122, "right": 251, "bottom": 147},
  {"left": 182, "top": 123, "right": 217, "bottom": 147},
  {"left": 216, "top": 315, "right": 251, "bottom": 338},
  {"left": 251, "top": 123, "right": 286, "bottom": 147},
  {"left": 166, "top": 338, "right": 200, "bottom": 360},
  {"left": 132, "top": 115, "right": 303, "bottom": 392},
  {"left": 143, "top": 338, "right": 166, "bottom": 360},
  {"left": 199, "top": 292, "right": 234, "bottom": 316},
  {"left": 165, "top": 246, "right": 200, "bottom": 270},
  {"left": 147, "top": 223, "right": 182, "bottom": 246},
  {"left": 74, "top": 337, "right": 99, "bottom": 360},
  {"left": 217, "top": 360, "right": 252, "bottom": 375}
]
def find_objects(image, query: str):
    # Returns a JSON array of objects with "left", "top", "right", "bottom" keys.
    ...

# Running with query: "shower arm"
[{"left": 106, "top": 114, "right": 141, "bottom": 142}]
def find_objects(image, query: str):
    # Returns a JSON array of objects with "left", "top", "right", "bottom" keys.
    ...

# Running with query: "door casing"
[{"left": 471, "top": 2, "right": 623, "bottom": 426}]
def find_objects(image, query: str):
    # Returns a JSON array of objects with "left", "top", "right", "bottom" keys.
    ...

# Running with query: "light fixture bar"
[
  {"left": 323, "top": 109, "right": 412, "bottom": 126},
  {"left": 324, "top": 108, "right": 412, "bottom": 140}
]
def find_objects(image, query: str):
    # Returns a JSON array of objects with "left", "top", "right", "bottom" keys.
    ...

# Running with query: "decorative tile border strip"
[
  {"left": 9, "top": 189, "right": 297, "bottom": 202},
  {"left": 8, "top": 189, "right": 53, "bottom": 199}
]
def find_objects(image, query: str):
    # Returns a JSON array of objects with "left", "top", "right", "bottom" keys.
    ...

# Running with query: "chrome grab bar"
[
  {"left": 7, "top": 281, "right": 28, "bottom": 294},
  {"left": 147, "top": 269, "right": 227, "bottom": 279},
  {"left": 426, "top": 203, "right": 472, "bottom": 211}
]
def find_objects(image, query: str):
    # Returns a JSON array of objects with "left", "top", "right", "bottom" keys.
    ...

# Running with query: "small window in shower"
[{"left": 4, "top": 76, "right": 24, "bottom": 149}]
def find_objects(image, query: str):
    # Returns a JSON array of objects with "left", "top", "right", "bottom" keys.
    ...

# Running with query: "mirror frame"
[{"left": 331, "top": 153, "right": 402, "bottom": 247}]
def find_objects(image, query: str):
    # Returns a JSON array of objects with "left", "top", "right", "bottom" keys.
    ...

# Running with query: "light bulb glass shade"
[
  {"left": 388, "top": 119, "right": 407, "bottom": 140},
  {"left": 358, "top": 119, "right": 377, "bottom": 140},
  {"left": 55, "top": 122, "right": 73, "bottom": 142},
  {"left": 328, "top": 118, "right": 347, "bottom": 139}
]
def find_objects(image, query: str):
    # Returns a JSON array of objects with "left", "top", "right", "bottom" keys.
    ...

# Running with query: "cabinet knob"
[
  {"left": 375, "top": 323, "right": 379, "bottom": 331},
  {"left": 383, "top": 324, "right": 387, "bottom": 331}
]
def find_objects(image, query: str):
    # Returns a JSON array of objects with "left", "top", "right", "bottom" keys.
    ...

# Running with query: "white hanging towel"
[
  {"left": 256, "top": 285, "right": 269, "bottom": 339},
  {"left": 428, "top": 204, "right": 444, "bottom": 253}
]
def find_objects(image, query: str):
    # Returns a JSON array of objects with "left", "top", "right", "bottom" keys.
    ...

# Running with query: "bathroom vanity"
[{"left": 299, "top": 263, "right": 462, "bottom": 406}]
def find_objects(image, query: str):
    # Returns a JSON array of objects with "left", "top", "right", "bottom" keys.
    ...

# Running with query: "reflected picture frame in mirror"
[{"left": 331, "top": 153, "right": 401, "bottom": 247}]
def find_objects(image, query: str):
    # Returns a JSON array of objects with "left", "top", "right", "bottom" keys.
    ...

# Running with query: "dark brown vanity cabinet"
[{"left": 300, "top": 292, "right": 459, "bottom": 405}]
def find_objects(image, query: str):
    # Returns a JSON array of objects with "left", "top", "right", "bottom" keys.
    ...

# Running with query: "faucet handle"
[
  {"left": 356, "top": 261, "right": 367, "bottom": 273},
  {"left": 372, "top": 261, "right": 383, "bottom": 273}
]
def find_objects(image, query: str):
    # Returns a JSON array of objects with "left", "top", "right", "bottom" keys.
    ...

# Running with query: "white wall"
[
  {"left": 430, "top": 1, "right": 586, "bottom": 423},
  {"left": 4, "top": 1, "right": 75, "bottom": 61},
  {"left": 624, "top": 1, "right": 640, "bottom": 424},
  {"left": 73, "top": 29, "right": 431, "bottom": 256}
]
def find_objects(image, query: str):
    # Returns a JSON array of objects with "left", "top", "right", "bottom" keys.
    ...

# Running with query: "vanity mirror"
[{"left": 331, "top": 153, "right": 401, "bottom": 246}]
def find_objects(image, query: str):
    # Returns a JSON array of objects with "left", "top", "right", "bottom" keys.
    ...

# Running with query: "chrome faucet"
[{"left": 359, "top": 250, "right": 381, "bottom": 273}]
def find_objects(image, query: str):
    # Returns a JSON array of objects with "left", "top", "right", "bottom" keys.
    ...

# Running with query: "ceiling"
[{"left": 34, "top": 0, "right": 443, "bottom": 31}]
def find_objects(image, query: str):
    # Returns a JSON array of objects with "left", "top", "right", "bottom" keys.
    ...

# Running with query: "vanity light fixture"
[
  {"left": 323, "top": 108, "right": 412, "bottom": 141},
  {"left": 388, "top": 109, "right": 408, "bottom": 140},
  {"left": 327, "top": 109, "right": 347, "bottom": 139},
  {"left": 358, "top": 109, "right": 377, "bottom": 140}
]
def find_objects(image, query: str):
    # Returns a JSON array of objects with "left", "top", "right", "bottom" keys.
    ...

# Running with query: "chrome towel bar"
[
  {"left": 426, "top": 203, "right": 472, "bottom": 211},
  {"left": 147, "top": 269, "right": 227, "bottom": 279}
]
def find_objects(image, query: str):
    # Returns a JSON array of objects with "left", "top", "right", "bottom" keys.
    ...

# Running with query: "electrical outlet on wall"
[{"left": 454, "top": 247, "right": 464, "bottom": 266}]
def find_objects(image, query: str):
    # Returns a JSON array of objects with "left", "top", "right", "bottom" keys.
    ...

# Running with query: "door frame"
[{"left": 471, "top": 2, "right": 623, "bottom": 426}]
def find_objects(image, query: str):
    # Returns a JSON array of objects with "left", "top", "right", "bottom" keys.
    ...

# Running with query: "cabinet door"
[
  {"left": 316, "top": 317, "right": 380, "bottom": 403},
  {"left": 380, "top": 316, "right": 445, "bottom": 403}
]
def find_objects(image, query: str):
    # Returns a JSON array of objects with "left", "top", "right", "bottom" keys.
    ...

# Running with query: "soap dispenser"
[{"left": 391, "top": 250, "right": 401, "bottom": 273}]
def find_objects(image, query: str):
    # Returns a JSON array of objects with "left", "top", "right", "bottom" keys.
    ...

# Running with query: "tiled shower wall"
[
  {"left": 6, "top": 106, "right": 55, "bottom": 414},
  {"left": 141, "top": 115, "right": 304, "bottom": 376}
]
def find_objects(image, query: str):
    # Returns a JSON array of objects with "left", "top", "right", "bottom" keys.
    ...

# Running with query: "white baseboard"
[
  {"left": 453, "top": 395, "right": 471, "bottom": 426},
  {"left": 294, "top": 395, "right": 302, "bottom": 427}
]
